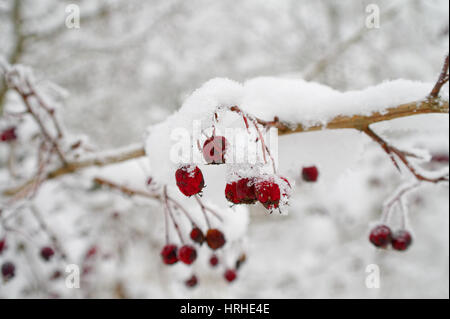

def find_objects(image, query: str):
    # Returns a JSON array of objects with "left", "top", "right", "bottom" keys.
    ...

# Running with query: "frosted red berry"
[
  {"left": 185, "top": 275, "right": 198, "bottom": 288},
  {"left": 302, "top": 166, "right": 319, "bottom": 182},
  {"left": 1, "top": 261, "right": 15, "bottom": 280},
  {"left": 0, "top": 127, "right": 17, "bottom": 143},
  {"left": 40, "top": 247, "right": 55, "bottom": 261},
  {"left": 224, "top": 269, "right": 237, "bottom": 283},
  {"left": 178, "top": 245, "right": 197, "bottom": 265},
  {"left": 369, "top": 225, "right": 392, "bottom": 248},
  {"left": 391, "top": 230, "right": 412, "bottom": 251},
  {"left": 206, "top": 229, "right": 226, "bottom": 250},
  {"left": 255, "top": 178, "right": 281, "bottom": 209},
  {"left": 236, "top": 178, "right": 257, "bottom": 204},
  {"left": 225, "top": 181, "right": 240, "bottom": 204},
  {"left": 209, "top": 255, "right": 219, "bottom": 267},
  {"left": 175, "top": 165, "right": 205, "bottom": 197},
  {"left": 160, "top": 244, "right": 178, "bottom": 265},
  {"left": 203, "top": 136, "right": 228, "bottom": 164},
  {"left": 190, "top": 227, "right": 205, "bottom": 245}
]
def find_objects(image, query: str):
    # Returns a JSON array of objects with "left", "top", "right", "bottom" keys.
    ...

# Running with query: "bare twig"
[
  {"left": 363, "top": 126, "right": 448, "bottom": 183},
  {"left": 429, "top": 54, "right": 449, "bottom": 98}
]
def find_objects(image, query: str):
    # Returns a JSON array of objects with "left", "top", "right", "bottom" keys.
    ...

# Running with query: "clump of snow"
[{"left": 242, "top": 78, "right": 441, "bottom": 128}]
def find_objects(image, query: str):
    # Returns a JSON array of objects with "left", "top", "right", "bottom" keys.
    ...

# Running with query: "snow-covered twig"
[
  {"left": 429, "top": 54, "right": 449, "bottom": 99},
  {"left": 363, "top": 126, "right": 448, "bottom": 183}
]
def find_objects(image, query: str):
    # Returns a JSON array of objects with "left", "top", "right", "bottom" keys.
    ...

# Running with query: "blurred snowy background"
[{"left": 0, "top": 0, "right": 448, "bottom": 298}]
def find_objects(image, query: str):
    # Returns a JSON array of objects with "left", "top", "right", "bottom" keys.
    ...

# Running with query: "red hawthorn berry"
[
  {"left": 160, "top": 244, "right": 178, "bottom": 265},
  {"left": 185, "top": 275, "right": 198, "bottom": 288},
  {"left": 209, "top": 255, "right": 219, "bottom": 267},
  {"left": 0, "top": 237, "right": 6, "bottom": 255},
  {"left": 369, "top": 225, "right": 392, "bottom": 248},
  {"left": 178, "top": 245, "right": 197, "bottom": 265},
  {"left": 225, "top": 181, "right": 240, "bottom": 204},
  {"left": 255, "top": 178, "right": 281, "bottom": 209},
  {"left": 40, "top": 247, "right": 55, "bottom": 261},
  {"left": 302, "top": 166, "right": 319, "bottom": 182},
  {"left": 175, "top": 165, "right": 205, "bottom": 197},
  {"left": 224, "top": 269, "right": 237, "bottom": 283},
  {"left": 1, "top": 261, "right": 15, "bottom": 281},
  {"left": 206, "top": 229, "right": 226, "bottom": 250},
  {"left": 203, "top": 136, "right": 228, "bottom": 164},
  {"left": 391, "top": 230, "right": 412, "bottom": 251},
  {"left": 236, "top": 178, "right": 257, "bottom": 204},
  {"left": 190, "top": 227, "right": 205, "bottom": 245},
  {"left": 85, "top": 246, "right": 97, "bottom": 259},
  {"left": 0, "top": 127, "right": 17, "bottom": 143}
]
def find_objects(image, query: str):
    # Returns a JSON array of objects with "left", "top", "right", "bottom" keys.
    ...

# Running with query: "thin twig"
[
  {"left": 430, "top": 54, "right": 449, "bottom": 98},
  {"left": 363, "top": 126, "right": 449, "bottom": 183}
]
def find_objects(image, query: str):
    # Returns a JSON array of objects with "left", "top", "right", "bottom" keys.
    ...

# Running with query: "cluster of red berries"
[
  {"left": 369, "top": 225, "right": 413, "bottom": 251},
  {"left": 161, "top": 228, "right": 226, "bottom": 266},
  {"left": 225, "top": 175, "right": 291, "bottom": 213},
  {"left": 0, "top": 127, "right": 17, "bottom": 143}
]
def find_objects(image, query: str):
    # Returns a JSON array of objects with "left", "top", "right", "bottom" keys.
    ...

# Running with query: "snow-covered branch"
[{"left": 2, "top": 55, "right": 449, "bottom": 198}]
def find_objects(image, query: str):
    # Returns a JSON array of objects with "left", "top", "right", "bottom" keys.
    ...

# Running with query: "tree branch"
[
  {"left": 3, "top": 145, "right": 146, "bottom": 196},
  {"left": 233, "top": 97, "right": 448, "bottom": 136}
]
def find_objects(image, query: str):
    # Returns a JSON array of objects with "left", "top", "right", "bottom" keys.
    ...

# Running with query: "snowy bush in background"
[{"left": 0, "top": 0, "right": 448, "bottom": 298}]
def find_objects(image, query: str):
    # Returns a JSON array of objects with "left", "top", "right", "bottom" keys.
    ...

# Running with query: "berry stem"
[
  {"left": 168, "top": 197, "right": 198, "bottom": 227},
  {"left": 163, "top": 186, "right": 184, "bottom": 245},
  {"left": 194, "top": 195, "right": 212, "bottom": 228},
  {"left": 382, "top": 182, "right": 419, "bottom": 223}
]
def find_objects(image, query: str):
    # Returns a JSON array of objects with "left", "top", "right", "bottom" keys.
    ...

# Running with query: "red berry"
[
  {"left": 178, "top": 245, "right": 197, "bottom": 265},
  {"left": 369, "top": 225, "right": 392, "bottom": 248},
  {"left": 206, "top": 229, "right": 226, "bottom": 250},
  {"left": 224, "top": 269, "right": 237, "bottom": 283},
  {"left": 209, "top": 255, "right": 219, "bottom": 267},
  {"left": 431, "top": 153, "right": 449, "bottom": 163},
  {"left": 391, "top": 230, "right": 412, "bottom": 251},
  {"left": 225, "top": 181, "right": 240, "bottom": 204},
  {"left": 185, "top": 275, "right": 198, "bottom": 288},
  {"left": 175, "top": 165, "right": 205, "bottom": 197},
  {"left": 1, "top": 261, "right": 15, "bottom": 280},
  {"left": 302, "top": 166, "right": 319, "bottom": 182},
  {"left": 255, "top": 178, "right": 281, "bottom": 209},
  {"left": 236, "top": 178, "right": 257, "bottom": 204},
  {"left": 203, "top": 136, "right": 228, "bottom": 164},
  {"left": 85, "top": 246, "right": 97, "bottom": 259},
  {"left": 0, "top": 127, "right": 17, "bottom": 143},
  {"left": 40, "top": 247, "right": 55, "bottom": 261},
  {"left": 160, "top": 244, "right": 178, "bottom": 265},
  {"left": 0, "top": 237, "right": 6, "bottom": 255},
  {"left": 190, "top": 227, "right": 205, "bottom": 245}
]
